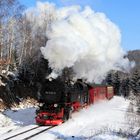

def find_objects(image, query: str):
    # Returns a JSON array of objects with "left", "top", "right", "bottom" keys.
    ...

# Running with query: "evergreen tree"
[
  {"left": 106, "top": 72, "right": 113, "bottom": 86},
  {"left": 113, "top": 72, "right": 121, "bottom": 95},
  {"left": 121, "top": 77, "right": 130, "bottom": 97},
  {"left": 130, "top": 70, "right": 140, "bottom": 96}
]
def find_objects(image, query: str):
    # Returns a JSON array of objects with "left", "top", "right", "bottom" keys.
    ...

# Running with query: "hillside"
[{"left": 127, "top": 50, "right": 140, "bottom": 72}]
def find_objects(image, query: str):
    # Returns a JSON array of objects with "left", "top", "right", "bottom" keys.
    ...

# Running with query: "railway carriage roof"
[{"left": 87, "top": 83, "right": 113, "bottom": 88}]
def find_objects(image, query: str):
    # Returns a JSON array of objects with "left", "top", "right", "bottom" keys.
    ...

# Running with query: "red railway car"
[
  {"left": 89, "top": 85, "right": 114, "bottom": 104},
  {"left": 35, "top": 80, "right": 114, "bottom": 126}
]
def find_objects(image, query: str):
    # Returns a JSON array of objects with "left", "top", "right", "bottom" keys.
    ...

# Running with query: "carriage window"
[{"left": 107, "top": 87, "right": 113, "bottom": 94}]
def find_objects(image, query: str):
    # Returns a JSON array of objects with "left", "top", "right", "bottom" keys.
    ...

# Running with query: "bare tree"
[{"left": 0, "top": 0, "right": 24, "bottom": 73}]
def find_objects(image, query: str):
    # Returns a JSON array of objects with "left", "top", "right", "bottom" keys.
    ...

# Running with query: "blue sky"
[{"left": 19, "top": 0, "right": 140, "bottom": 51}]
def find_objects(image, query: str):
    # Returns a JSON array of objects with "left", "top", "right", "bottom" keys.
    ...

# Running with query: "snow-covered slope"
[{"left": 0, "top": 96, "right": 139, "bottom": 140}]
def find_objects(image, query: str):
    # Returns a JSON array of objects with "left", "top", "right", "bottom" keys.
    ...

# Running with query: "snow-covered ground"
[{"left": 0, "top": 96, "right": 140, "bottom": 140}]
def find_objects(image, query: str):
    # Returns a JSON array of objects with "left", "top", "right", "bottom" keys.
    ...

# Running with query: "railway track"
[
  {"left": 23, "top": 126, "right": 54, "bottom": 140},
  {"left": 3, "top": 126, "right": 54, "bottom": 140}
]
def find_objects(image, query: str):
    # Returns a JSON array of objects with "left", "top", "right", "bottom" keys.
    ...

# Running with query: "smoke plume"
[{"left": 29, "top": 2, "right": 131, "bottom": 83}]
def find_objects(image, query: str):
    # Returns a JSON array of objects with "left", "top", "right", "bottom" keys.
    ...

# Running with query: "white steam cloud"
[{"left": 29, "top": 2, "right": 131, "bottom": 83}]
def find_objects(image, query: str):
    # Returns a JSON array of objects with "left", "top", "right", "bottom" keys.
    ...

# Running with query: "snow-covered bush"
[{"left": 0, "top": 113, "right": 13, "bottom": 127}]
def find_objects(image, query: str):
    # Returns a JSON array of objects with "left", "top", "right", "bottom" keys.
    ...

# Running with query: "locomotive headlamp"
[{"left": 54, "top": 104, "right": 58, "bottom": 107}]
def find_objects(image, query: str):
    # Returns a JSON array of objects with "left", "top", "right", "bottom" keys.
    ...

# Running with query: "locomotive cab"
[{"left": 66, "top": 80, "right": 89, "bottom": 111}]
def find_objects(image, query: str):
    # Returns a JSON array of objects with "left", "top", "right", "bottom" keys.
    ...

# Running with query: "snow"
[
  {"left": 0, "top": 96, "right": 139, "bottom": 140},
  {"left": 0, "top": 107, "right": 36, "bottom": 136},
  {"left": 4, "top": 108, "right": 36, "bottom": 126}
]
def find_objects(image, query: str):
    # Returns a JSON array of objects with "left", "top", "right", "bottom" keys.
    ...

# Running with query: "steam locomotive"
[{"left": 35, "top": 79, "right": 114, "bottom": 126}]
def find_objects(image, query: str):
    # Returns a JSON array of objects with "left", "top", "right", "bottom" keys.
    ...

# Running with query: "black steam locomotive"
[{"left": 35, "top": 78, "right": 89, "bottom": 125}]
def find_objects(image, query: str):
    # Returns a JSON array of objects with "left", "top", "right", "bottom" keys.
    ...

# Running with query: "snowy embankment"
[{"left": 0, "top": 96, "right": 140, "bottom": 140}]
